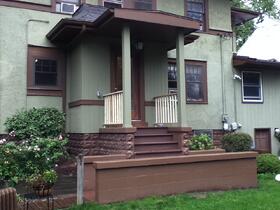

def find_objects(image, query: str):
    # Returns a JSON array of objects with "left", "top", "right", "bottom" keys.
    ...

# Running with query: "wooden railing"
[
  {"left": 104, "top": 91, "right": 123, "bottom": 125},
  {"left": 155, "top": 94, "right": 178, "bottom": 124},
  {"left": 0, "top": 188, "right": 17, "bottom": 210}
]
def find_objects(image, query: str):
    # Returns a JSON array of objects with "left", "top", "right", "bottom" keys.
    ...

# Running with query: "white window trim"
[{"left": 241, "top": 71, "right": 263, "bottom": 103}]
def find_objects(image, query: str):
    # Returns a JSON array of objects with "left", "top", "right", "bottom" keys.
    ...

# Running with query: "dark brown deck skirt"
[
  {"left": 188, "top": 148, "right": 225, "bottom": 155},
  {"left": 84, "top": 152, "right": 257, "bottom": 204}
]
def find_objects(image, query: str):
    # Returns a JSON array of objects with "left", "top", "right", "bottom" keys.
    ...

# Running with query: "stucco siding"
[
  {"left": 0, "top": 6, "right": 66, "bottom": 133},
  {"left": 27, "top": 96, "right": 63, "bottom": 111},
  {"left": 168, "top": 34, "right": 234, "bottom": 130},
  {"left": 157, "top": 0, "right": 185, "bottom": 16},
  {"left": 17, "top": 0, "right": 51, "bottom": 5}
]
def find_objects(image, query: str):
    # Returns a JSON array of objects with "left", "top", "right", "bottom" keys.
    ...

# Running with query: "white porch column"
[
  {"left": 122, "top": 25, "right": 132, "bottom": 127},
  {"left": 176, "top": 30, "right": 188, "bottom": 127}
]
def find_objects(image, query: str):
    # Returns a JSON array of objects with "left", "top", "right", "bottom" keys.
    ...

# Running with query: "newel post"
[
  {"left": 176, "top": 30, "right": 188, "bottom": 127},
  {"left": 122, "top": 24, "right": 132, "bottom": 128}
]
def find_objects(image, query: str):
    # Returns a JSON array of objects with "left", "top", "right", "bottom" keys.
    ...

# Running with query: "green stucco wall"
[
  {"left": 0, "top": 6, "right": 67, "bottom": 133},
  {"left": 66, "top": 36, "right": 111, "bottom": 133},
  {"left": 86, "top": 0, "right": 99, "bottom": 5},
  {"left": 17, "top": 0, "right": 51, "bottom": 5},
  {"left": 157, "top": 0, "right": 185, "bottom": 16},
  {"left": 27, "top": 96, "right": 63, "bottom": 111}
]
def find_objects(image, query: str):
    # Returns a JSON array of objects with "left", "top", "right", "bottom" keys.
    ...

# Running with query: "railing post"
[{"left": 77, "top": 154, "right": 84, "bottom": 205}]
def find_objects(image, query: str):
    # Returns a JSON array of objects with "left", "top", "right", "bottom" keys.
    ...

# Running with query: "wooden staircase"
[{"left": 134, "top": 127, "right": 183, "bottom": 158}]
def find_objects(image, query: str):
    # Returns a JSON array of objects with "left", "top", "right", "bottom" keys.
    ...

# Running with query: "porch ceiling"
[
  {"left": 47, "top": 4, "right": 200, "bottom": 48},
  {"left": 231, "top": 7, "right": 259, "bottom": 26}
]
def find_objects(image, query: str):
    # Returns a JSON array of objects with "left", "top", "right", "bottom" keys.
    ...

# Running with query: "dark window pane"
[
  {"left": 243, "top": 73, "right": 260, "bottom": 85},
  {"left": 168, "top": 81, "right": 177, "bottom": 89},
  {"left": 34, "top": 59, "right": 57, "bottom": 86},
  {"left": 135, "top": 0, "right": 153, "bottom": 10},
  {"left": 187, "top": 82, "right": 203, "bottom": 100},
  {"left": 244, "top": 87, "right": 260, "bottom": 98},
  {"left": 104, "top": 2, "right": 122, "bottom": 8}
]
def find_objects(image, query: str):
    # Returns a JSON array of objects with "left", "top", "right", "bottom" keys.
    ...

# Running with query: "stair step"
[
  {"left": 135, "top": 149, "right": 183, "bottom": 158},
  {"left": 135, "top": 141, "right": 179, "bottom": 152},
  {"left": 135, "top": 149, "right": 182, "bottom": 155},
  {"left": 136, "top": 127, "right": 169, "bottom": 135},
  {"left": 135, "top": 134, "right": 173, "bottom": 143},
  {"left": 135, "top": 141, "right": 177, "bottom": 146}
]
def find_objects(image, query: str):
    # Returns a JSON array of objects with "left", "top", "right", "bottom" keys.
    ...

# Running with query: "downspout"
[
  {"left": 25, "top": 19, "right": 50, "bottom": 109},
  {"left": 219, "top": 34, "right": 227, "bottom": 124}
]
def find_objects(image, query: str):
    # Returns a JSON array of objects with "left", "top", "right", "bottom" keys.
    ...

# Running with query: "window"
[
  {"left": 55, "top": 0, "right": 80, "bottom": 14},
  {"left": 134, "top": 0, "right": 154, "bottom": 10},
  {"left": 185, "top": 0, "right": 205, "bottom": 30},
  {"left": 27, "top": 46, "right": 65, "bottom": 96},
  {"left": 168, "top": 60, "right": 207, "bottom": 103},
  {"left": 103, "top": 0, "right": 123, "bottom": 8},
  {"left": 242, "top": 72, "right": 263, "bottom": 103}
]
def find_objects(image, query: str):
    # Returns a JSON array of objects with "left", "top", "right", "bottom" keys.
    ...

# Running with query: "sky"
[{"left": 237, "top": 1, "right": 280, "bottom": 61}]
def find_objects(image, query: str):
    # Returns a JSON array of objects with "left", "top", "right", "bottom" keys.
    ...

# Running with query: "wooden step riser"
[
  {"left": 136, "top": 128, "right": 169, "bottom": 135},
  {"left": 135, "top": 144, "right": 179, "bottom": 152},
  {"left": 134, "top": 136, "right": 173, "bottom": 143},
  {"left": 135, "top": 152, "right": 183, "bottom": 158}
]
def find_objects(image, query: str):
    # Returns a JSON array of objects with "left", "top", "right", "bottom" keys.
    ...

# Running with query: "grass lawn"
[{"left": 68, "top": 174, "right": 280, "bottom": 210}]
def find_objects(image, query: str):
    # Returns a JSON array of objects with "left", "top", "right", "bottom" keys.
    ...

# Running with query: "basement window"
[{"left": 242, "top": 71, "right": 263, "bottom": 103}]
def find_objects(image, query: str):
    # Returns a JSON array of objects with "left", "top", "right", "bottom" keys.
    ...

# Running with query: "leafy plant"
[
  {"left": 27, "top": 170, "right": 58, "bottom": 186},
  {"left": 5, "top": 108, "right": 65, "bottom": 140},
  {"left": 221, "top": 132, "right": 252, "bottom": 152},
  {"left": 257, "top": 154, "right": 280, "bottom": 174},
  {"left": 188, "top": 134, "right": 214, "bottom": 150},
  {"left": 0, "top": 136, "right": 68, "bottom": 186}
]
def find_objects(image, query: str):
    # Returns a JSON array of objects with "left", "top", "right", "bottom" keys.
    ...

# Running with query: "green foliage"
[
  {"left": 188, "top": 134, "right": 214, "bottom": 150},
  {"left": 5, "top": 108, "right": 65, "bottom": 140},
  {"left": 27, "top": 170, "right": 58, "bottom": 185},
  {"left": 257, "top": 154, "right": 280, "bottom": 174},
  {"left": 232, "top": 0, "right": 280, "bottom": 49},
  {"left": 221, "top": 132, "right": 252, "bottom": 152},
  {"left": 0, "top": 137, "right": 68, "bottom": 186}
]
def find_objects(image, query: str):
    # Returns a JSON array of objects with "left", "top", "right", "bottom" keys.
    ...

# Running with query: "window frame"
[
  {"left": 27, "top": 46, "right": 65, "bottom": 96},
  {"left": 168, "top": 59, "right": 208, "bottom": 104},
  {"left": 241, "top": 71, "right": 263, "bottom": 103},
  {"left": 184, "top": 0, "right": 207, "bottom": 31},
  {"left": 100, "top": 0, "right": 156, "bottom": 10}
]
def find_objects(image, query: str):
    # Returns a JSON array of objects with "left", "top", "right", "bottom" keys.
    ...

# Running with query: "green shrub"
[
  {"left": 257, "top": 154, "right": 280, "bottom": 174},
  {"left": 5, "top": 108, "right": 65, "bottom": 140},
  {"left": 221, "top": 132, "right": 252, "bottom": 152},
  {"left": 189, "top": 134, "right": 214, "bottom": 150}
]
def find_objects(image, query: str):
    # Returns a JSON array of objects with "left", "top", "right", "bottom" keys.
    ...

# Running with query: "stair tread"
[
  {"left": 135, "top": 134, "right": 172, "bottom": 137},
  {"left": 135, "top": 141, "right": 177, "bottom": 145},
  {"left": 135, "top": 149, "right": 182, "bottom": 154}
]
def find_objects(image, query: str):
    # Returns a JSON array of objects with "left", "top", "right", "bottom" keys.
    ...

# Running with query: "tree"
[{"left": 232, "top": 0, "right": 280, "bottom": 49}]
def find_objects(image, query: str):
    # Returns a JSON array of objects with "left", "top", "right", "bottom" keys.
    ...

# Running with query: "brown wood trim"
[
  {"left": 114, "top": 8, "right": 200, "bottom": 30},
  {"left": 99, "top": 127, "right": 137, "bottom": 134},
  {"left": 0, "top": 0, "right": 52, "bottom": 12},
  {"left": 144, "top": 101, "right": 155, "bottom": 106},
  {"left": 68, "top": 100, "right": 105, "bottom": 108},
  {"left": 93, "top": 152, "right": 257, "bottom": 169},
  {"left": 84, "top": 155, "right": 127, "bottom": 164},
  {"left": 27, "top": 89, "right": 62, "bottom": 97}
]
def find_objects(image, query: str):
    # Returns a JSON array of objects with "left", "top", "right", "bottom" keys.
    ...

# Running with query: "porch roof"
[
  {"left": 233, "top": 54, "right": 280, "bottom": 70},
  {"left": 231, "top": 7, "right": 259, "bottom": 26},
  {"left": 46, "top": 4, "right": 200, "bottom": 48}
]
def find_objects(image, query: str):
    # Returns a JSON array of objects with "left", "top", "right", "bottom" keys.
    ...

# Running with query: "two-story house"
[{"left": 1, "top": 0, "right": 270, "bottom": 158}]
